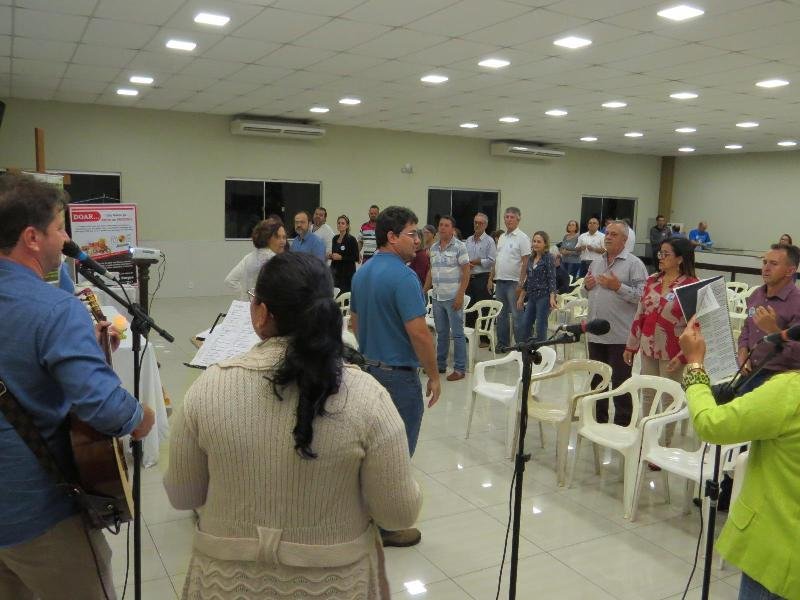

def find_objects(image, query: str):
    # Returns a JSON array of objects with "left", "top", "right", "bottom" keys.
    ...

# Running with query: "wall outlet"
[{"left": 187, "top": 281, "right": 194, "bottom": 289}]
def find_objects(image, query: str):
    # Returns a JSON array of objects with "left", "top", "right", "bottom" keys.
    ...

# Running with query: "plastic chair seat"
[
  {"left": 578, "top": 423, "right": 639, "bottom": 452},
  {"left": 471, "top": 381, "right": 517, "bottom": 403}
]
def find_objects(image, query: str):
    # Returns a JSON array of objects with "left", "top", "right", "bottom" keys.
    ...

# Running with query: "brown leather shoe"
[
  {"left": 381, "top": 528, "right": 421, "bottom": 547},
  {"left": 446, "top": 371, "right": 465, "bottom": 381}
]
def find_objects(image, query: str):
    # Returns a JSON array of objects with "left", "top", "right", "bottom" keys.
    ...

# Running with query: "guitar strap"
[{"left": 0, "top": 377, "right": 123, "bottom": 531}]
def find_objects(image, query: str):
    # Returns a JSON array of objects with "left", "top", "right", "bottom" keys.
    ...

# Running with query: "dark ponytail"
[{"left": 254, "top": 253, "right": 343, "bottom": 458}]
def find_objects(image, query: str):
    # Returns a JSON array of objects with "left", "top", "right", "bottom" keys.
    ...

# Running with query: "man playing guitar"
[{"left": 0, "top": 174, "right": 154, "bottom": 599}]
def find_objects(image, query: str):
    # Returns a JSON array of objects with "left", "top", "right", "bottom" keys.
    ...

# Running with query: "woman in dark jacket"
[{"left": 329, "top": 215, "right": 359, "bottom": 294}]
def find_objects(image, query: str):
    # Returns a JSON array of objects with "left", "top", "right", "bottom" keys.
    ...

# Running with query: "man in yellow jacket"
[{"left": 679, "top": 316, "right": 800, "bottom": 599}]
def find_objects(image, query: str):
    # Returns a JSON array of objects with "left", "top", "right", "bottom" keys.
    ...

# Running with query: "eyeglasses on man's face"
[
  {"left": 247, "top": 288, "right": 257, "bottom": 300},
  {"left": 400, "top": 230, "right": 419, "bottom": 239}
]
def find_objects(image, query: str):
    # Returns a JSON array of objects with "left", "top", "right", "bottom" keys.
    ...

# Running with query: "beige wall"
[
  {"left": 672, "top": 151, "right": 800, "bottom": 252},
  {"left": 1, "top": 98, "right": 661, "bottom": 296}
]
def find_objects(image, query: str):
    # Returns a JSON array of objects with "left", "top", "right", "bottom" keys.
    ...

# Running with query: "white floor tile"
[
  {"left": 116, "top": 576, "right": 178, "bottom": 600},
  {"left": 414, "top": 470, "right": 479, "bottom": 523},
  {"left": 148, "top": 517, "right": 196, "bottom": 576},
  {"left": 391, "top": 578, "right": 473, "bottom": 599},
  {"left": 431, "top": 461, "right": 553, "bottom": 508},
  {"left": 383, "top": 547, "right": 449, "bottom": 592}
]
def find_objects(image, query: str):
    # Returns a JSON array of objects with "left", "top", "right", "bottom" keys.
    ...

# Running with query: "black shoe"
[{"left": 438, "top": 367, "right": 446, "bottom": 373}]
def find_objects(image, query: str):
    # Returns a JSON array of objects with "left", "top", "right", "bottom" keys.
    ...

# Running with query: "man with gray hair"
[
  {"left": 490, "top": 207, "right": 530, "bottom": 348},
  {"left": 584, "top": 220, "right": 647, "bottom": 425},
  {"left": 465, "top": 212, "right": 496, "bottom": 334}
]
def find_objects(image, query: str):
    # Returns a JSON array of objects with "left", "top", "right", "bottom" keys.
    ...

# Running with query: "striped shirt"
[
  {"left": 359, "top": 222, "right": 377, "bottom": 258},
  {"left": 465, "top": 232, "right": 496, "bottom": 274},
  {"left": 429, "top": 236, "right": 470, "bottom": 301}
]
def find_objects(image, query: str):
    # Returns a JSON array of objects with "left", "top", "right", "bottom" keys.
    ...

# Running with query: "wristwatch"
[{"left": 685, "top": 362, "right": 705, "bottom": 372}]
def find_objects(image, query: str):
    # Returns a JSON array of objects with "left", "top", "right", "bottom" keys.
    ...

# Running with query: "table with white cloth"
[{"left": 103, "top": 305, "right": 169, "bottom": 468}]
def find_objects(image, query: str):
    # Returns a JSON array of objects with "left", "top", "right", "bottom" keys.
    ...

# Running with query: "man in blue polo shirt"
[
  {"left": 290, "top": 210, "right": 326, "bottom": 261},
  {"left": 0, "top": 174, "right": 154, "bottom": 598},
  {"left": 350, "top": 205, "right": 440, "bottom": 548},
  {"left": 689, "top": 221, "right": 713, "bottom": 250}
]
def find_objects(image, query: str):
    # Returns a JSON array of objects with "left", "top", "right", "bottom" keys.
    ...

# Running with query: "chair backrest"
[
  {"left": 426, "top": 289, "right": 434, "bottom": 318},
  {"left": 564, "top": 297, "right": 589, "bottom": 321},
  {"left": 630, "top": 374, "right": 686, "bottom": 426},
  {"left": 333, "top": 287, "right": 341, "bottom": 298},
  {"left": 336, "top": 291, "right": 351, "bottom": 317},
  {"left": 530, "top": 358, "right": 612, "bottom": 411},
  {"left": 726, "top": 281, "right": 749, "bottom": 295},
  {"left": 471, "top": 299, "right": 503, "bottom": 334}
]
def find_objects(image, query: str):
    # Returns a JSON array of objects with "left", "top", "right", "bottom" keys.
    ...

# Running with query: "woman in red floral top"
[{"left": 624, "top": 237, "right": 698, "bottom": 445}]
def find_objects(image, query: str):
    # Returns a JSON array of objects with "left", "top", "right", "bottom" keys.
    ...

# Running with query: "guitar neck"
[{"left": 80, "top": 289, "right": 112, "bottom": 365}]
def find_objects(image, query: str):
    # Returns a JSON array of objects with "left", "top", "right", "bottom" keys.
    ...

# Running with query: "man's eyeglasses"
[
  {"left": 247, "top": 288, "right": 257, "bottom": 299},
  {"left": 656, "top": 251, "right": 675, "bottom": 259},
  {"left": 400, "top": 231, "right": 419, "bottom": 239}
]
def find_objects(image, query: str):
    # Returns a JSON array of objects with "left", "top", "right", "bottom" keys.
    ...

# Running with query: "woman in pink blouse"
[{"left": 623, "top": 237, "right": 698, "bottom": 445}]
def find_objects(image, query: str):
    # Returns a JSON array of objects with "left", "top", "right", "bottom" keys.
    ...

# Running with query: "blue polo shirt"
[
  {"left": 351, "top": 251, "right": 426, "bottom": 367},
  {"left": 0, "top": 259, "right": 142, "bottom": 547},
  {"left": 291, "top": 232, "right": 326, "bottom": 262}
]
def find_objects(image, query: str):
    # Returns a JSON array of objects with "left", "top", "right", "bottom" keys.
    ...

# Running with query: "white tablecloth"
[{"left": 104, "top": 306, "right": 169, "bottom": 467}]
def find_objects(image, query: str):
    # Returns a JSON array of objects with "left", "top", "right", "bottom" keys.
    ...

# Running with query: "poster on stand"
[{"left": 68, "top": 203, "right": 139, "bottom": 285}]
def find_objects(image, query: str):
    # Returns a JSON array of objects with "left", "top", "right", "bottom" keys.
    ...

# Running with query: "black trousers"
[
  {"left": 588, "top": 342, "right": 633, "bottom": 425},
  {"left": 465, "top": 272, "right": 492, "bottom": 328}
]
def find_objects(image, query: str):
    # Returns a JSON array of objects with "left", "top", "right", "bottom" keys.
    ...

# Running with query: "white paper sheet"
[{"left": 189, "top": 300, "right": 260, "bottom": 368}]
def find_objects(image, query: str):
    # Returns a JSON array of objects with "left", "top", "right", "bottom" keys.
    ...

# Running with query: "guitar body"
[{"left": 69, "top": 289, "right": 133, "bottom": 528}]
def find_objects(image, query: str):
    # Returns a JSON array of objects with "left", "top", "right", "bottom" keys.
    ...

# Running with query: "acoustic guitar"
[{"left": 69, "top": 289, "right": 133, "bottom": 530}]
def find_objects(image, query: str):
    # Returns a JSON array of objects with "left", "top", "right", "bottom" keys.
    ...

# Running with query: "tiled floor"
[{"left": 106, "top": 296, "right": 742, "bottom": 600}]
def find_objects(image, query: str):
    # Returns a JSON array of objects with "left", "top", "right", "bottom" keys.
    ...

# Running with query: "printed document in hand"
[
  {"left": 189, "top": 300, "right": 260, "bottom": 368},
  {"left": 674, "top": 276, "right": 739, "bottom": 384}
]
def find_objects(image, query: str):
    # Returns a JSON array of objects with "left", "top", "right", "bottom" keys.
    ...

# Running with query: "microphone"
[
  {"left": 763, "top": 324, "right": 800, "bottom": 346},
  {"left": 62, "top": 240, "right": 113, "bottom": 279},
  {"left": 556, "top": 319, "right": 611, "bottom": 338}
]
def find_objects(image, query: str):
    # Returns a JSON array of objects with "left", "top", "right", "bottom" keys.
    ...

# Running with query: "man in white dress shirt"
[
  {"left": 576, "top": 217, "right": 605, "bottom": 277},
  {"left": 311, "top": 206, "right": 335, "bottom": 265},
  {"left": 490, "top": 207, "right": 530, "bottom": 349}
]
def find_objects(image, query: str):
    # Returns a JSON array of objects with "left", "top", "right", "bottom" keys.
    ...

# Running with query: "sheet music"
[
  {"left": 675, "top": 277, "right": 739, "bottom": 384},
  {"left": 189, "top": 300, "right": 260, "bottom": 368}
]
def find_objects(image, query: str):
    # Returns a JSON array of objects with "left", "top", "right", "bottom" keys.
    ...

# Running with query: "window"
[
  {"left": 580, "top": 195, "right": 636, "bottom": 232},
  {"left": 225, "top": 179, "right": 321, "bottom": 239},
  {"left": 427, "top": 188, "right": 499, "bottom": 238}
]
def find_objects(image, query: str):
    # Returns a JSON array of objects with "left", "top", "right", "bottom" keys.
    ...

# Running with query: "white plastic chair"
[
  {"left": 628, "top": 406, "right": 746, "bottom": 522},
  {"left": 336, "top": 291, "right": 351, "bottom": 317},
  {"left": 567, "top": 375, "right": 686, "bottom": 518},
  {"left": 463, "top": 299, "right": 503, "bottom": 371},
  {"left": 720, "top": 450, "right": 749, "bottom": 570},
  {"left": 465, "top": 346, "right": 557, "bottom": 458},
  {"left": 526, "top": 359, "right": 612, "bottom": 485},
  {"left": 333, "top": 287, "right": 341, "bottom": 298},
  {"left": 725, "top": 281, "right": 749, "bottom": 296}
]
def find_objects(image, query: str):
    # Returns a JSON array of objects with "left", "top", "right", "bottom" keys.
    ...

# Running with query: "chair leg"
[
  {"left": 662, "top": 470, "right": 671, "bottom": 505},
  {"left": 592, "top": 443, "right": 602, "bottom": 475},
  {"left": 538, "top": 421, "right": 545, "bottom": 449},
  {"left": 629, "top": 460, "right": 647, "bottom": 522},
  {"left": 556, "top": 420, "right": 571, "bottom": 487},
  {"left": 683, "top": 479, "right": 693, "bottom": 515},
  {"left": 506, "top": 402, "right": 519, "bottom": 460},
  {"left": 466, "top": 333, "right": 475, "bottom": 373},
  {"left": 465, "top": 391, "right": 477, "bottom": 439},
  {"left": 622, "top": 452, "right": 640, "bottom": 519},
  {"left": 567, "top": 434, "right": 582, "bottom": 488}
]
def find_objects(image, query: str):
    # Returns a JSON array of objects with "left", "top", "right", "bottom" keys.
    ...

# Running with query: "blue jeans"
[
  {"left": 365, "top": 367, "right": 424, "bottom": 456},
  {"left": 494, "top": 280, "right": 523, "bottom": 348},
  {"left": 565, "top": 262, "right": 581, "bottom": 278},
  {"left": 521, "top": 294, "right": 551, "bottom": 342},
  {"left": 432, "top": 298, "right": 466, "bottom": 373},
  {"left": 739, "top": 573, "right": 785, "bottom": 599}
]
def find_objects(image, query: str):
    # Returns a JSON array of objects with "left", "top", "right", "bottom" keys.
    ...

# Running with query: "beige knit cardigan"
[{"left": 164, "top": 337, "right": 422, "bottom": 599}]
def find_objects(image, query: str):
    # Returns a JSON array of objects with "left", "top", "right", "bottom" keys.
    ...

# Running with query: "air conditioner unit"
[
  {"left": 490, "top": 142, "right": 565, "bottom": 159},
  {"left": 230, "top": 118, "right": 325, "bottom": 139}
]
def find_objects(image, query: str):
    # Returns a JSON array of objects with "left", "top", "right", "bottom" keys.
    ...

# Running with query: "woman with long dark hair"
[
  {"left": 624, "top": 237, "right": 698, "bottom": 446},
  {"left": 329, "top": 214, "right": 359, "bottom": 293},
  {"left": 165, "top": 253, "right": 421, "bottom": 599}
]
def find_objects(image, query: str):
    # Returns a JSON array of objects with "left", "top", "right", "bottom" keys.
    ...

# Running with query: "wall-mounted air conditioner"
[
  {"left": 230, "top": 118, "right": 326, "bottom": 139},
  {"left": 490, "top": 142, "right": 565, "bottom": 159}
]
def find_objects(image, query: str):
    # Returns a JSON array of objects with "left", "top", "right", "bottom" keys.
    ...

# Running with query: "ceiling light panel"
[
  {"left": 194, "top": 12, "right": 230, "bottom": 27},
  {"left": 129, "top": 75, "right": 153, "bottom": 84},
  {"left": 545, "top": 109, "right": 568, "bottom": 116},
  {"left": 166, "top": 39, "right": 197, "bottom": 51},
  {"left": 736, "top": 121, "right": 759, "bottom": 128},
  {"left": 670, "top": 92, "right": 698, "bottom": 100},
  {"left": 553, "top": 36, "right": 592, "bottom": 49},
  {"left": 498, "top": 116, "right": 519, "bottom": 123},
  {"left": 460, "top": 122, "right": 479, "bottom": 128},
  {"left": 420, "top": 74, "right": 448, "bottom": 84},
  {"left": 657, "top": 5, "right": 705, "bottom": 21},
  {"left": 675, "top": 127, "right": 696, "bottom": 133},
  {"left": 756, "top": 79, "right": 789, "bottom": 88},
  {"left": 602, "top": 101, "right": 627, "bottom": 108},
  {"left": 478, "top": 58, "right": 510, "bottom": 69},
  {"left": 339, "top": 97, "right": 361, "bottom": 105}
]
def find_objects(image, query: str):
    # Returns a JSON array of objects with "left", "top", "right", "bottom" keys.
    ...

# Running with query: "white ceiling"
[{"left": 3, "top": 0, "right": 800, "bottom": 155}]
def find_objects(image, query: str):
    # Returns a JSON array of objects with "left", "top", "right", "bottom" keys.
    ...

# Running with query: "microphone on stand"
[
  {"left": 555, "top": 318, "right": 611, "bottom": 339},
  {"left": 762, "top": 324, "right": 800, "bottom": 346},
  {"left": 63, "top": 240, "right": 115, "bottom": 279}
]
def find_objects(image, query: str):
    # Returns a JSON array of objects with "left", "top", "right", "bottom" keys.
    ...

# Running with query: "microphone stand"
[
  {"left": 501, "top": 332, "right": 581, "bottom": 600},
  {"left": 700, "top": 343, "right": 782, "bottom": 600},
  {"left": 78, "top": 266, "right": 174, "bottom": 600}
]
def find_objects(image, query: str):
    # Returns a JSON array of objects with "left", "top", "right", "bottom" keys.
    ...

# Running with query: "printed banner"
[{"left": 68, "top": 203, "right": 138, "bottom": 285}]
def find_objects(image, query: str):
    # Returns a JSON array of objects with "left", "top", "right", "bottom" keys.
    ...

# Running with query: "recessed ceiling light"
[
  {"left": 602, "top": 101, "right": 627, "bottom": 108},
  {"left": 724, "top": 144, "right": 743, "bottom": 150},
  {"left": 194, "top": 12, "right": 230, "bottom": 26},
  {"left": 309, "top": 106, "right": 329, "bottom": 113},
  {"left": 420, "top": 74, "right": 448, "bottom": 84},
  {"left": 478, "top": 58, "right": 510, "bottom": 69},
  {"left": 736, "top": 121, "right": 759, "bottom": 128},
  {"left": 778, "top": 140, "right": 798, "bottom": 147},
  {"left": 166, "top": 39, "right": 196, "bottom": 51},
  {"left": 460, "top": 122, "right": 479, "bottom": 129},
  {"left": 580, "top": 136, "right": 598, "bottom": 142},
  {"left": 338, "top": 97, "right": 361, "bottom": 105},
  {"left": 670, "top": 91, "right": 698, "bottom": 100},
  {"left": 675, "top": 127, "right": 697, "bottom": 133},
  {"left": 545, "top": 109, "right": 568, "bottom": 117},
  {"left": 553, "top": 36, "right": 592, "bottom": 49},
  {"left": 116, "top": 88, "right": 138, "bottom": 96},
  {"left": 129, "top": 75, "right": 153, "bottom": 85},
  {"left": 678, "top": 146, "right": 695, "bottom": 152},
  {"left": 756, "top": 78, "right": 789, "bottom": 88},
  {"left": 511, "top": 146, "right": 529, "bottom": 151},
  {"left": 624, "top": 131, "right": 644, "bottom": 138},
  {"left": 657, "top": 5, "right": 704, "bottom": 21},
  {"left": 498, "top": 116, "right": 519, "bottom": 123}
]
